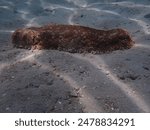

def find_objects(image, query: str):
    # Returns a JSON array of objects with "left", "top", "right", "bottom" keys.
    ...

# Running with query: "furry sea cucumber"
[{"left": 12, "top": 24, "right": 134, "bottom": 53}]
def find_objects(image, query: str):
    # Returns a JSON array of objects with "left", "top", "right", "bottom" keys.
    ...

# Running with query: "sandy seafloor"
[{"left": 0, "top": 0, "right": 150, "bottom": 112}]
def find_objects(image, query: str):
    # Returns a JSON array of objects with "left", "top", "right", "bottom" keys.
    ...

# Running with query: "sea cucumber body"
[{"left": 12, "top": 24, "right": 134, "bottom": 53}]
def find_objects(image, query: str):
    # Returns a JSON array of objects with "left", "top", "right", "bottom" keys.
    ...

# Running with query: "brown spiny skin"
[{"left": 12, "top": 24, "right": 134, "bottom": 53}]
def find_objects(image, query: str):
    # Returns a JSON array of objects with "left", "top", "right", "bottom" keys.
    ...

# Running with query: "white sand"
[{"left": 0, "top": 0, "right": 150, "bottom": 112}]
